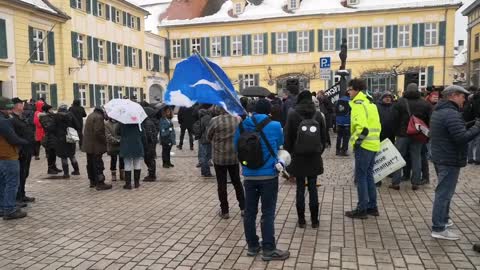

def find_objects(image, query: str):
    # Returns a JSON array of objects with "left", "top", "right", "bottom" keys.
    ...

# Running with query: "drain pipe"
[{"left": 442, "top": 8, "right": 448, "bottom": 86}]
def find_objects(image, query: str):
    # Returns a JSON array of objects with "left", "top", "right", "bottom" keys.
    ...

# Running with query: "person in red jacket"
[{"left": 33, "top": 100, "right": 45, "bottom": 160}]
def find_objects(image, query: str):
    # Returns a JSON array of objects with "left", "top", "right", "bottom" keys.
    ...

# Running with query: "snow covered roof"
[
  {"left": 118, "top": 0, "right": 151, "bottom": 15},
  {"left": 141, "top": 2, "right": 171, "bottom": 33},
  {"left": 15, "top": 0, "right": 70, "bottom": 19},
  {"left": 161, "top": 0, "right": 462, "bottom": 27},
  {"left": 130, "top": 0, "right": 172, "bottom": 7},
  {"left": 454, "top": 47, "right": 467, "bottom": 66}
]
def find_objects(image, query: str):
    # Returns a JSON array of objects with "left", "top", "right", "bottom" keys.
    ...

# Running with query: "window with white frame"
[
  {"left": 425, "top": 22, "right": 438, "bottom": 46},
  {"left": 372, "top": 26, "right": 384, "bottom": 49},
  {"left": 116, "top": 44, "right": 122, "bottom": 65},
  {"left": 132, "top": 48, "right": 137, "bottom": 67},
  {"left": 172, "top": 40, "right": 181, "bottom": 59},
  {"left": 210, "top": 37, "right": 221, "bottom": 57},
  {"left": 297, "top": 31, "right": 309, "bottom": 53},
  {"left": 398, "top": 25, "right": 410, "bottom": 47},
  {"left": 289, "top": 0, "right": 298, "bottom": 9},
  {"left": 252, "top": 34, "right": 264, "bottom": 55},
  {"left": 235, "top": 3, "right": 242, "bottom": 14},
  {"left": 242, "top": 74, "right": 256, "bottom": 88},
  {"left": 146, "top": 52, "right": 153, "bottom": 71},
  {"left": 99, "top": 86, "right": 106, "bottom": 105},
  {"left": 115, "top": 9, "right": 121, "bottom": 23},
  {"left": 347, "top": 28, "right": 360, "bottom": 50},
  {"left": 276, "top": 32, "right": 288, "bottom": 54},
  {"left": 232, "top": 35, "right": 242, "bottom": 56},
  {"left": 75, "top": 0, "right": 83, "bottom": 10},
  {"left": 130, "top": 15, "right": 136, "bottom": 29},
  {"left": 97, "top": 2, "right": 104, "bottom": 17},
  {"left": 77, "top": 34, "right": 85, "bottom": 59},
  {"left": 419, "top": 67, "right": 427, "bottom": 89},
  {"left": 98, "top": 39, "right": 105, "bottom": 62},
  {"left": 33, "top": 29, "right": 46, "bottom": 62},
  {"left": 37, "top": 83, "right": 49, "bottom": 102},
  {"left": 191, "top": 38, "right": 201, "bottom": 53},
  {"left": 323, "top": 29, "right": 335, "bottom": 51},
  {"left": 79, "top": 84, "right": 87, "bottom": 107}
]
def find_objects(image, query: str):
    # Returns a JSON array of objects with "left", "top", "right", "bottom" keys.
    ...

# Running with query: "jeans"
[
  {"left": 199, "top": 143, "right": 212, "bottom": 176},
  {"left": 243, "top": 177, "right": 278, "bottom": 252},
  {"left": 336, "top": 125, "right": 350, "bottom": 152},
  {"left": 17, "top": 149, "right": 32, "bottom": 200},
  {"left": 109, "top": 154, "right": 124, "bottom": 171},
  {"left": 179, "top": 126, "right": 194, "bottom": 148},
  {"left": 431, "top": 164, "right": 461, "bottom": 232},
  {"left": 421, "top": 144, "right": 430, "bottom": 182},
  {"left": 468, "top": 134, "right": 480, "bottom": 163},
  {"left": 0, "top": 160, "right": 20, "bottom": 214},
  {"left": 295, "top": 176, "right": 319, "bottom": 215},
  {"left": 61, "top": 156, "right": 78, "bottom": 176},
  {"left": 392, "top": 137, "right": 423, "bottom": 185},
  {"left": 354, "top": 147, "right": 377, "bottom": 211},
  {"left": 144, "top": 154, "right": 156, "bottom": 176},
  {"left": 214, "top": 164, "right": 245, "bottom": 214},
  {"left": 161, "top": 143, "right": 172, "bottom": 164}
]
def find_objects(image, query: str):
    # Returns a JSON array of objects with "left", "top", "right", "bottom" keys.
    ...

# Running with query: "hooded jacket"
[
  {"left": 178, "top": 106, "right": 195, "bottom": 129},
  {"left": 54, "top": 109, "right": 79, "bottom": 158},
  {"left": 33, "top": 101, "right": 45, "bottom": 142},
  {"left": 105, "top": 120, "right": 121, "bottom": 155},
  {"left": 0, "top": 112, "right": 29, "bottom": 160},
  {"left": 69, "top": 100, "right": 87, "bottom": 131},
  {"left": 464, "top": 92, "right": 480, "bottom": 123},
  {"left": 335, "top": 95, "right": 351, "bottom": 126},
  {"left": 376, "top": 92, "right": 396, "bottom": 141},
  {"left": 142, "top": 107, "right": 159, "bottom": 157},
  {"left": 82, "top": 109, "right": 107, "bottom": 154},
  {"left": 431, "top": 100, "right": 480, "bottom": 167},
  {"left": 234, "top": 114, "right": 284, "bottom": 179},
  {"left": 392, "top": 88, "right": 432, "bottom": 137}
]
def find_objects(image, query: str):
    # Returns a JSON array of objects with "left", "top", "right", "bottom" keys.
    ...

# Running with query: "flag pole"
[{"left": 193, "top": 50, "right": 247, "bottom": 115}]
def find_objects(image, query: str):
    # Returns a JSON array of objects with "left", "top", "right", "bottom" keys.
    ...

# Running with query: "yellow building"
[
  {"left": 463, "top": 0, "right": 480, "bottom": 88},
  {"left": 161, "top": 0, "right": 461, "bottom": 95},
  {"left": 0, "top": 0, "right": 70, "bottom": 107}
]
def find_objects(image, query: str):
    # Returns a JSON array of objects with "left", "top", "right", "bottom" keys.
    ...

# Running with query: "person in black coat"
[
  {"left": 39, "top": 104, "right": 61, "bottom": 175},
  {"left": 376, "top": 92, "right": 396, "bottom": 143},
  {"left": 120, "top": 124, "right": 145, "bottom": 189},
  {"left": 142, "top": 107, "right": 159, "bottom": 181},
  {"left": 54, "top": 104, "right": 81, "bottom": 178},
  {"left": 177, "top": 106, "right": 195, "bottom": 150},
  {"left": 69, "top": 99, "right": 87, "bottom": 148},
  {"left": 284, "top": 91, "right": 328, "bottom": 229},
  {"left": 464, "top": 87, "right": 480, "bottom": 164}
]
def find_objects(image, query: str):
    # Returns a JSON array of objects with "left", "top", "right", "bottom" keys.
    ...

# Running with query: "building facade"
[
  {"left": 0, "top": 0, "right": 168, "bottom": 108},
  {"left": 161, "top": 0, "right": 460, "bottom": 95},
  {"left": 463, "top": 0, "right": 480, "bottom": 88}
]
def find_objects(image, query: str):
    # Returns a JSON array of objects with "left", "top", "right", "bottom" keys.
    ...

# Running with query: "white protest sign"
[{"left": 373, "top": 139, "right": 406, "bottom": 183}]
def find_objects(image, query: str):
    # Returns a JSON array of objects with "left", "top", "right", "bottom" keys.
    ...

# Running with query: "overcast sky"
[{"left": 456, "top": 0, "right": 475, "bottom": 45}]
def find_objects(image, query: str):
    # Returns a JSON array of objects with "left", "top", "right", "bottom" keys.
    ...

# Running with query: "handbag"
[
  {"left": 404, "top": 99, "right": 429, "bottom": 143},
  {"left": 66, "top": 127, "right": 80, "bottom": 143}
]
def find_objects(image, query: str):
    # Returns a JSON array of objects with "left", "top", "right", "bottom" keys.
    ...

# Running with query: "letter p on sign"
[{"left": 320, "top": 57, "right": 331, "bottom": 69}]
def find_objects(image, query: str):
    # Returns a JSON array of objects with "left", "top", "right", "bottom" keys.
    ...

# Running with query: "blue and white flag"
[{"left": 165, "top": 54, "right": 245, "bottom": 115}]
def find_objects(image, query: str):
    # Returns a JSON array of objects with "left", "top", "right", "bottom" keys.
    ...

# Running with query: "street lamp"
[
  {"left": 69, "top": 57, "right": 87, "bottom": 75},
  {"left": 267, "top": 66, "right": 274, "bottom": 86}
]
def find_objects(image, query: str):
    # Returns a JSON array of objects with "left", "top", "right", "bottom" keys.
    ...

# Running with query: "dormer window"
[
  {"left": 234, "top": 3, "right": 243, "bottom": 15},
  {"left": 348, "top": 0, "right": 359, "bottom": 5},
  {"left": 289, "top": 0, "right": 298, "bottom": 10}
]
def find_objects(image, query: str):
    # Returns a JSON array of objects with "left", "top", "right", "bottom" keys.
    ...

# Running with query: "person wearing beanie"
[
  {"left": 54, "top": 104, "right": 81, "bottom": 178},
  {"left": 69, "top": 99, "right": 87, "bottom": 148},
  {"left": 234, "top": 98, "right": 289, "bottom": 261},
  {"left": 82, "top": 107, "right": 112, "bottom": 190},
  {"left": 281, "top": 78, "right": 300, "bottom": 127},
  {"left": 38, "top": 103, "right": 62, "bottom": 175},
  {"left": 284, "top": 91, "right": 328, "bottom": 228},
  {"left": 430, "top": 85, "right": 480, "bottom": 240}
]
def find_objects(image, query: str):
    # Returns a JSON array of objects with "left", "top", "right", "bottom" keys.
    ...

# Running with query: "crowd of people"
[{"left": 1, "top": 77, "right": 480, "bottom": 258}]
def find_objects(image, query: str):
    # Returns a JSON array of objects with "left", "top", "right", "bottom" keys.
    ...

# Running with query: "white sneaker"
[
  {"left": 446, "top": 219, "right": 454, "bottom": 228},
  {"left": 431, "top": 229, "right": 460, "bottom": 240}
]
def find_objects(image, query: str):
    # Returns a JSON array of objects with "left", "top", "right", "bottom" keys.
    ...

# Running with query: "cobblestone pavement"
[{"left": 2, "top": 136, "right": 480, "bottom": 270}]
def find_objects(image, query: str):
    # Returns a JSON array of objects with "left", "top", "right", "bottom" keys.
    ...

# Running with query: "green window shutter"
[
  {"left": 94, "top": 85, "right": 101, "bottom": 106},
  {"left": 89, "top": 84, "right": 94, "bottom": 107},
  {"left": 263, "top": 33, "right": 268, "bottom": 54},
  {"left": 318, "top": 30, "right": 323, "bottom": 51},
  {"left": 47, "top": 31, "right": 55, "bottom": 65},
  {"left": 111, "top": 6, "right": 116, "bottom": 22},
  {"left": 70, "top": 0, "right": 75, "bottom": 8},
  {"left": 427, "top": 66, "right": 434, "bottom": 87},
  {"left": 0, "top": 19, "right": 7, "bottom": 59},
  {"left": 112, "top": 42, "right": 117, "bottom": 64},
  {"left": 367, "top": 27, "right": 372, "bottom": 49},
  {"left": 106, "top": 41, "right": 111, "bottom": 63},
  {"left": 412, "top": 24, "right": 419, "bottom": 47},
  {"left": 29, "top": 26, "right": 35, "bottom": 61},
  {"left": 92, "top": 0, "right": 98, "bottom": 16},
  {"left": 392, "top": 25, "right": 398, "bottom": 48},
  {"left": 335, "top": 28, "right": 341, "bottom": 50},
  {"left": 87, "top": 36, "right": 92, "bottom": 60},
  {"left": 137, "top": 17, "right": 141, "bottom": 31},
  {"left": 360, "top": 27, "right": 366, "bottom": 50},
  {"left": 73, "top": 83, "right": 80, "bottom": 100},
  {"left": 180, "top": 39, "right": 186, "bottom": 58},
  {"left": 246, "top": 34, "right": 251, "bottom": 55},
  {"left": 140, "top": 88, "right": 144, "bottom": 101},
  {"left": 108, "top": 86, "right": 113, "bottom": 100},
  {"left": 225, "top": 36, "right": 230, "bottom": 56},
  {"left": 31, "top": 82, "right": 37, "bottom": 100},
  {"left": 106, "top": 4, "right": 110, "bottom": 20},
  {"left": 242, "top": 35, "right": 248, "bottom": 56},
  {"left": 254, "top": 74, "right": 259, "bottom": 86},
  {"left": 288, "top": 31, "right": 297, "bottom": 53},
  {"left": 419, "top": 23, "right": 425, "bottom": 46},
  {"left": 309, "top": 30, "right": 314, "bottom": 52},
  {"left": 200, "top": 37, "right": 206, "bottom": 55},
  {"left": 153, "top": 54, "right": 160, "bottom": 71},
  {"left": 386, "top": 25, "right": 392, "bottom": 49},
  {"left": 206, "top": 37, "right": 210, "bottom": 57},
  {"left": 86, "top": 0, "right": 91, "bottom": 13},
  {"left": 439, "top": 21, "right": 446, "bottom": 46},
  {"left": 139, "top": 49, "right": 142, "bottom": 69},
  {"left": 93, "top": 37, "right": 99, "bottom": 62},
  {"left": 271, "top": 33, "right": 276, "bottom": 54},
  {"left": 50, "top": 84, "right": 58, "bottom": 108},
  {"left": 239, "top": 74, "right": 244, "bottom": 91},
  {"left": 186, "top": 38, "right": 191, "bottom": 56},
  {"left": 123, "top": 12, "right": 127, "bottom": 26},
  {"left": 71, "top": 32, "right": 77, "bottom": 58},
  {"left": 126, "top": 13, "right": 131, "bottom": 27},
  {"left": 128, "top": 47, "right": 132, "bottom": 67},
  {"left": 124, "top": 46, "right": 128, "bottom": 66}
]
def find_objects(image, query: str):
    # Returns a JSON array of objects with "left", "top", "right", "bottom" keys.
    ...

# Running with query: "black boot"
[
  {"left": 310, "top": 204, "right": 319, "bottom": 228},
  {"left": 62, "top": 164, "right": 70, "bottom": 179},
  {"left": 134, "top": 170, "right": 141, "bottom": 188},
  {"left": 123, "top": 171, "right": 132, "bottom": 190},
  {"left": 296, "top": 205, "right": 306, "bottom": 228},
  {"left": 72, "top": 162, "right": 80, "bottom": 175},
  {"left": 96, "top": 175, "right": 112, "bottom": 191}
]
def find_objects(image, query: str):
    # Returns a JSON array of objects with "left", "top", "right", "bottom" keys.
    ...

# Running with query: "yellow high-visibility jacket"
[{"left": 349, "top": 91, "right": 381, "bottom": 152}]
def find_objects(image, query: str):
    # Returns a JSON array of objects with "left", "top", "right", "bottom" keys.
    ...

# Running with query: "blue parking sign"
[{"left": 320, "top": 57, "right": 331, "bottom": 69}]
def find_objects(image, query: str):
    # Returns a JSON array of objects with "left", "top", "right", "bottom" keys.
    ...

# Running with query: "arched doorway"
[
  {"left": 149, "top": 84, "right": 164, "bottom": 104},
  {"left": 276, "top": 73, "right": 310, "bottom": 95}
]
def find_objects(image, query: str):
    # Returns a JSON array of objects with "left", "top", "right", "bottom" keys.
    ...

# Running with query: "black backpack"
[
  {"left": 294, "top": 113, "right": 324, "bottom": 154},
  {"left": 237, "top": 116, "right": 276, "bottom": 169}
]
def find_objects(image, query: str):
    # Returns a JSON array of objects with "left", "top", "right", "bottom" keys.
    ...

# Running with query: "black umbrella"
[{"left": 241, "top": 86, "right": 271, "bottom": 97}]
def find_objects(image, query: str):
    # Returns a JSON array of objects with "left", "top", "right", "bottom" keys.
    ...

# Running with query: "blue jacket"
[
  {"left": 335, "top": 95, "right": 351, "bottom": 126},
  {"left": 159, "top": 117, "right": 176, "bottom": 145},
  {"left": 119, "top": 124, "right": 145, "bottom": 159},
  {"left": 234, "top": 114, "right": 284, "bottom": 178}
]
